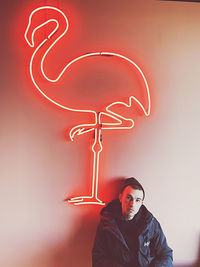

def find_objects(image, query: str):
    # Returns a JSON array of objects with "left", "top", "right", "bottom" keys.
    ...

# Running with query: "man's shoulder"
[
  {"left": 140, "top": 205, "right": 154, "bottom": 222},
  {"left": 140, "top": 206, "right": 164, "bottom": 237}
]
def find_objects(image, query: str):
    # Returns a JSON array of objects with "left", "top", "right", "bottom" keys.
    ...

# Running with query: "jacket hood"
[
  {"left": 100, "top": 199, "right": 122, "bottom": 218},
  {"left": 100, "top": 199, "right": 153, "bottom": 226}
]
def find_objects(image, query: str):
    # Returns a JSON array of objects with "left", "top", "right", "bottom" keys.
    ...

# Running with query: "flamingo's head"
[{"left": 24, "top": 6, "right": 69, "bottom": 48}]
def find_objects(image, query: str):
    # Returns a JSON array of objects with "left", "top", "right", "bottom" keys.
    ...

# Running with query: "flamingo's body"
[{"left": 25, "top": 6, "right": 151, "bottom": 205}]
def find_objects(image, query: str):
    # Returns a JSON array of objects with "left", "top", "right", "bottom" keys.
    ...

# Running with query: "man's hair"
[{"left": 120, "top": 177, "right": 145, "bottom": 200}]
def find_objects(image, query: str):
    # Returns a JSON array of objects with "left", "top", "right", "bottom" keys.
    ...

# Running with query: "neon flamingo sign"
[{"left": 24, "top": 6, "right": 151, "bottom": 205}]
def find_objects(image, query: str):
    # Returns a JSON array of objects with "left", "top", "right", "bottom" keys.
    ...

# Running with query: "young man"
[{"left": 92, "top": 177, "right": 173, "bottom": 267}]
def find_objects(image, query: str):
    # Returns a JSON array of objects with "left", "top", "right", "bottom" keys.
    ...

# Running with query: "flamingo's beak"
[{"left": 24, "top": 21, "right": 35, "bottom": 47}]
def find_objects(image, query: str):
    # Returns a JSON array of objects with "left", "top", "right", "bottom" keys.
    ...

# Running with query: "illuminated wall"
[{"left": 1, "top": 0, "right": 200, "bottom": 266}]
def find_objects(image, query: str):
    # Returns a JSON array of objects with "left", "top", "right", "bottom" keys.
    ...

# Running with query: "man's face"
[{"left": 119, "top": 186, "right": 143, "bottom": 221}]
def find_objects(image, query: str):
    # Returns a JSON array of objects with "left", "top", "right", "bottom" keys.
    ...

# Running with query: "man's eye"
[
  {"left": 136, "top": 199, "right": 141, "bottom": 203},
  {"left": 127, "top": 196, "right": 132, "bottom": 200}
]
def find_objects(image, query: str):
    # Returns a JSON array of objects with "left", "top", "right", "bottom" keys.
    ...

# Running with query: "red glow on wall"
[{"left": 25, "top": 6, "right": 151, "bottom": 205}]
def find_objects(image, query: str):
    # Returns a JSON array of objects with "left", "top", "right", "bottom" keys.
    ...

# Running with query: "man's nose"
[{"left": 129, "top": 200, "right": 134, "bottom": 207}]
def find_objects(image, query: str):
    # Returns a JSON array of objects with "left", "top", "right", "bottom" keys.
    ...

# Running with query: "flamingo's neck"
[{"left": 31, "top": 19, "right": 68, "bottom": 83}]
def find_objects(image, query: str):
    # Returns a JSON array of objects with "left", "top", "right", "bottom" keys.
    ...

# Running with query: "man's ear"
[{"left": 119, "top": 193, "right": 122, "bottom": 203}]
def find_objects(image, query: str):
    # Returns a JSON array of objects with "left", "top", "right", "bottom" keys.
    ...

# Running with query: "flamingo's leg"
[{"left": 67, "top": 127, "right": 105, "bottom": 206}]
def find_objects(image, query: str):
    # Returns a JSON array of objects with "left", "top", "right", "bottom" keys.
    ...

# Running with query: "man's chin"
[
  {"left": 126, "top": 212, "right": 136, "bottom": 220},
  {"left": 128, "top": 209, "right": 135, "bottom": 215}
]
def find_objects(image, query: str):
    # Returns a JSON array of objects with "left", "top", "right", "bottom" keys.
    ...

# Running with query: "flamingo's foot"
[{"left": 66, "top": 196, "right": 105, "bottom": 206}]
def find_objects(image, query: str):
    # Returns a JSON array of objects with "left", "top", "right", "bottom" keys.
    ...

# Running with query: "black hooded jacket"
[{"left": 92, "top": 199, "right": 173, "bottom": 267}]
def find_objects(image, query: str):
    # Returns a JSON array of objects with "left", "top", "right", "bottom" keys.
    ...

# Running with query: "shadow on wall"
[
  {"left": 194, "top": 235, "right": 200, "bottom": 267},
  {"left": 25, "top": 208, "right": 99, "bottom": 267},
  {"left": 101, "top": 176, "right": 126, "bottom": 203},
  {"left": 57, "top": 213, "right": 98, "bottom": 267}
]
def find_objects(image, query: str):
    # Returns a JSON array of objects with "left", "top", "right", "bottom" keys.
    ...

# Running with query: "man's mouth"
[{"left": 128, "top": 208, "right": 134, "bottom": 212}]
